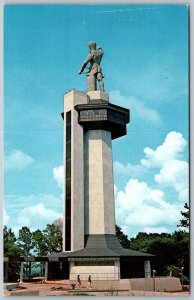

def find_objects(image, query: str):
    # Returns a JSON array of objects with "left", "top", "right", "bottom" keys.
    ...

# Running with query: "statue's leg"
[
  {"left": 87, "top": 74, "right": 97, "bottom": 91},
  {"left": 97, "top": 73, "right": 105, "bottom": 92}
]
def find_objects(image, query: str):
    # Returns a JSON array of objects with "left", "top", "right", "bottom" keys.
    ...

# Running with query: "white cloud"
[
  {"left": 115, "top": 179, "right": 181, "bottom": 237},
  {"left": 5, "top": 149, "right": 34, "bottom": 171},
  {"left": 141, "top": 131, "right": 188, "bottom": 202},
  {"left": 115, "top": 131, "right": 188, "bottom": 237},
  {"left": 17, "top": 203, "right": 62, "bottom": 228},
  {"left": 155, "top": 159, "right": 188, "bottom": 202},
  {"left": 53, "top": 165, "right": 64, "bottom": 189},
  {"left": 141, "top": 131, "right": 187, "bottom": 168},
  {"left": 5, "top": 194, "right": 62, "bottom": 211},
  {"left": 143, "top": 227, "right": 170, "bottom": 234},
  {"left": 3, "top": 209, "right": 10, "bottom": 225},
  {"left": 110, "top": 90, "right": 162, "bottom": 126},
  {"left": 113, "top": 161, "right": 148, "bottom": 178},
  {"left": 11, "top": 226, "right": 35, "bottom": 238},
  {"left": 4, "top": 193, "right": 63, "bottom": 232}
]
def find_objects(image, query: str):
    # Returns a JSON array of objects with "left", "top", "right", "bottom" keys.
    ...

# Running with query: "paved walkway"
[{"left": 3, "top": 280, "right": 190, "bottom": 296}]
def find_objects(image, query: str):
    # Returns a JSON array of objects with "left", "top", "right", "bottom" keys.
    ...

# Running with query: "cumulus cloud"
[
  {"left": 141, "top": 131, "right": 187, "bottom": 168},
  {"left": 110, "top": 90, "right": 162, "bottom": 126},
  {"left": 5, "top": 149, "right": 34, "bottom": 171},
  {"left": 115, "top": 131, "right": 188, "bottom": 237},
  {"left": 5, "top": 193, "right": 62, "bottom": 211},
  {"left": 17, "top": 203, "right": 62, "bottom": 228},
  {"left": 113, "top": 161, "right": 149, "bottom": 178},
  {"left": 141, "top": 131, "right": 188, "bottom": 202},
  {"left": 155, "top": 159, "right": 188, "bottom": 202},
  {"left": 4, "top": 193, "right": 63, "bottom": 233},
  {"left": 53, "top": 165, "right": 64, "bottom": 189},
  {"left": 3, "top": 209, "right": 10, "bottom": 225},
  {"left": 115, "top": 179, "right": 181, "bottom": 237}
]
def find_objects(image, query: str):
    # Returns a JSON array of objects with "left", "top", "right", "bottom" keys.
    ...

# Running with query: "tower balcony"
[{"left": 75, "top": 102, "right": 130, "bottom": 140}]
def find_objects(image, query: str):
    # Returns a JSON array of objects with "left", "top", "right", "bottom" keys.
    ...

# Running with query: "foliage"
[
  {"left": 32, "top": 220, "right": 63, "bottom": 256},
  {"left": 17, "top": 226, "right": 36, "bottom": 276},
  {"left": 4, "top": 226, "right": 20, "bottom": 257},
  {"left": 4, "top": 226, "right": 21, "bottom": 281},
  {"left": 33, "top": 229, "right": 48, "bottom": 256},
  {"left": 17, "top": 226, "right": 34, "bottom": 256},
  {"left": 165, "top": 265, "right": 189, "bottom": 285},
  {"left": 129, "top": 231, "right": 189, "bottom": 282},
  {"left": 53, "top": 217, "right": 63, "bottom": 232},
  {"left": 178, "top": 202, "right": 189, "bottom": 228},
  {"left": 4, "top": 214, "right": 189, "bottom": 283},
  {"left": 116, "top": 225, "right": 131, "bottom": 248},
  {"left": 42, "top": 223, "right": 63, "bottom": 255}
]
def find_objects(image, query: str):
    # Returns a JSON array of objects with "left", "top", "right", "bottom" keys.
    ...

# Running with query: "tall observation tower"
[{"left": 54, "top": 41, "right": 153, "bottom": 280}]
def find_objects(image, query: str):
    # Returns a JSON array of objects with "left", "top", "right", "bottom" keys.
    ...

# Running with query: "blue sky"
[{"left": 4, "top": 4, "right": 189, "bottom": 237}]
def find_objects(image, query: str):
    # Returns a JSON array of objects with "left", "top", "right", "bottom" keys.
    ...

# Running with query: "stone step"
[{"left": 5, "top": 283, "right": 19, "bottom": 291}]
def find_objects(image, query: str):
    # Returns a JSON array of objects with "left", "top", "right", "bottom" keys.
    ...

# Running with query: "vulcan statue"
[{"left": 79, "top": 41, "right": 105, "bottom": 92}]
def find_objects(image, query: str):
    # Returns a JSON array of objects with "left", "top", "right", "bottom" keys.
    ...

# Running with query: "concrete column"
[
  {"left": 84, "top": 129, "right": 116, "bottom": 235},
  {"left": 20, "top": 262, "right": 24, "bottom": 282},
  {"left": 114, "top": 260, "right": 120, "bottom": 279},
  {"left": 29, "top": 262, "right": 31, "bottom": 277},
  {"left": 63, "top": 90, "right": 88, "bottom": 252},
  {"left": 45, "top": 262, "right": 48, "bottom": 281},
  {"left": 4, "top": 262, "right": 9, "bottom": 281},
  {"left": 144, "top": 260, "right": 151, "bottom": 278},
  {"left": 69, "top": 261, "right": 75, "bottom": 280}
]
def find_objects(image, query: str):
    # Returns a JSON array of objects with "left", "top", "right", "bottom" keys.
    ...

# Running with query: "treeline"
[
  {"left": 117, "top": 225, "right": 189, "bottom": 283},
  {"left": 116, "top": 202, "right": 190, "bottom": 283},
  {"left": 4, "top": 224, "right": 189, "bottom": 283},
  {"left": 4, "top": 222, "right": 63, "bottom": 258},
  {"left": 4, "top": 203, "right": 189, "bottom": 282},
  {"left": 4, "top": 222, "right": 63, "bottom": 280}
]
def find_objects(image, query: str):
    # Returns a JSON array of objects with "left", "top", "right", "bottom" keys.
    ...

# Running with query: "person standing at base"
[
  {"left": 88, "top": 275, "right": 92, "bottom": 288},
  {"left": 77, "top": 274, "right": 81, "bottom": 288}
]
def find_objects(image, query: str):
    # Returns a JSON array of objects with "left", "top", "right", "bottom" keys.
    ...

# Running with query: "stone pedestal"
[{"left": 87, "top": 91, "right": 109, "bottom": 102}]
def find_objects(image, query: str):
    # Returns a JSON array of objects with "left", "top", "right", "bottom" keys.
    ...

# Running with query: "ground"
[{"left": 3, "top": 279, "right": 189, "bottom": 296}]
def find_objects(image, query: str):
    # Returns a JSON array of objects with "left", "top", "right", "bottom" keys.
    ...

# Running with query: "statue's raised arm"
[{"left": 78, "top": 41, "right": 105, "bottom": 92}]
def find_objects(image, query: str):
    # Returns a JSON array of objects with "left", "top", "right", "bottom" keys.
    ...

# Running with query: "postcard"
[{"left": 3, "top": 3, "right": 189, "bottom": 296}]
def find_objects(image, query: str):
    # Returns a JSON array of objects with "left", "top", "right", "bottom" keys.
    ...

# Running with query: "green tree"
[
  {"left": 129, "top": 231, "right": 189, "bottom": 282},
  {"left": 17, "top": 226, "right": 34, "bottom": 256},
  {"left": 43, "top": 223, "right": 63, "bottom": 254},
  {"left": 53, "top": 217, "right": 63, "bottom": 233},
  {"left": 33, "top": 229, "right": 48, "bottom": 256},
  {"left": 17, "top": 226, "right": 34, "bottom": 276},
  {"left": 116, "top": 225, "right": 130, "bottom": 248},
  {"left": 4, "top": 226, "right": 20, "bottom": 256},
  {"left": 178, "top": 202, "right": 189, "bottom": 228},
  {"left": 4, "top": 226, "right": 21, "bottom": 281}
]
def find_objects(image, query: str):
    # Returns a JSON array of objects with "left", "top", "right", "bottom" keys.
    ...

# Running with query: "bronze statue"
[{"left": 79, "top": 41, "right": 105, "bottom": 92}]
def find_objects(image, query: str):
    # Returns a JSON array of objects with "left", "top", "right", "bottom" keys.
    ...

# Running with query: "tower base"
[
  {"left": 47, "top": 234, "right": 153, "bottom": 280},
  {"left": 69, "top": 260, "right": 120, "bottom": 281}
]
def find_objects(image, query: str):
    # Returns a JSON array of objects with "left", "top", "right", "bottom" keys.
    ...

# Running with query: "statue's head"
[{"left": 88, "top": 41, "right": 96, "bottom": 50}]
